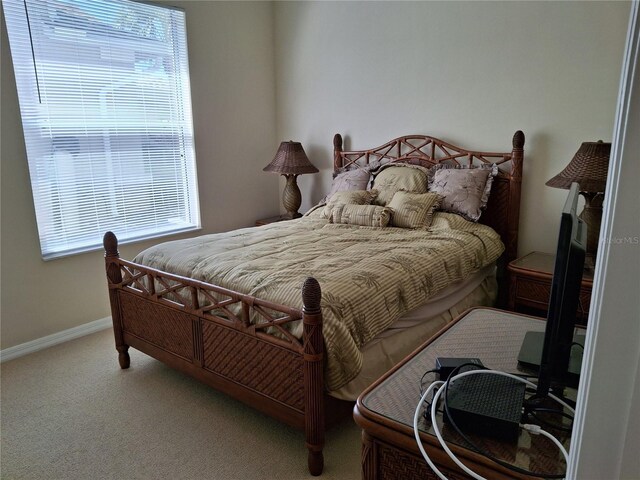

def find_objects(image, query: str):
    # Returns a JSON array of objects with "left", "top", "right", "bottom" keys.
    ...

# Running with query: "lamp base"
[
  {"left": 282, "top": 174, "right": 302, "bottom": 219},
  {"left": 579, "top": 192, "right": 603, "bottom": 260}
]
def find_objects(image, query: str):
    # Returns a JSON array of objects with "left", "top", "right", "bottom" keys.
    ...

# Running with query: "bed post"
[
  {"left": 302, "top": 277, "right": 324, "bottom": 476},
  {"left": 507, "top": 130, "right": 525, "bottom": 263},
  {"left": 103, "top": 231, "right": 130, "bottom": 369},
  {"left": 333, "top": 133, "right": 343, "bottom": 173}
]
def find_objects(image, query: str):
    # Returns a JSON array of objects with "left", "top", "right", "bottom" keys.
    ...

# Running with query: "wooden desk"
[
  {"left": 507, "top": 251, "right": 593, "bottom": 324},
  {"left": 354, "top": 308, "right": 572, "bottom": 479}
]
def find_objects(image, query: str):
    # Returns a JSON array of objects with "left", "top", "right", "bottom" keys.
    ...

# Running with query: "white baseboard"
[{"left": 0, "top": 317, "right": 112, "bottom": 363}]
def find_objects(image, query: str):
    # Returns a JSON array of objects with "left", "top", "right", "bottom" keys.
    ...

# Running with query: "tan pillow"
[
  {"left": 428, "top": 164, "right": 497, "bottom": 222},
  {"left": 387, "top": 191, "right": 441, "bottom": 228},
  {"left": 330, "top": 204, "right": 391, "bottom": 227},
  {"left": 371, "top": 164, "right": 429, "bottom": 206},
  {"left": 321, "top": 189, "right": 378, "bottom": 218}
]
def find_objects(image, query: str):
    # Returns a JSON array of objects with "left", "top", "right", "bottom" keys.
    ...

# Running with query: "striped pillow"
[
  {"left": 330, "top": 204, "right": 391, "bottom": 227},
  {"left": 387, "top": 191, "right": 441, "bottom": 228},
  {"left": 322, "top": 189, "right": 378, "bottom": 218},
  {"left": 371, "top": 164, "right": 429, "bottom": 206}
]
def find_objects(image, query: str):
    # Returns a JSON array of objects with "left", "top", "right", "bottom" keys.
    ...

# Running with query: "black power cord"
[
  {"left": 419, "top": 368, "right": 439, "bottom": 397},
  {"left": 419, "top": 368, "right": 440, "bottom": 418},
  {"left": 526, "top": 408, "right": 574, "bottom": 433}
]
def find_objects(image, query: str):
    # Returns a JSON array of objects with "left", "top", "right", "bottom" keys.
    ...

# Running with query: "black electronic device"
[
  {"left": 443, "top": 373, "right": 526, "bottom": 443},
  {"left": 435, "top": 357, "right": 483, "bottom": 380},
  {"left": 519, "top": 182, "right": 587, "bottom": 400}
]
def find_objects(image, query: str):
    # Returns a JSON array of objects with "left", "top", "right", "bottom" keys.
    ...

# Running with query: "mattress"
[
  {"left": 134, "top": 213, "right": 504, "bottom": 391},
  {"left": 330, "top": 265, "right": 497, "bottom": 400}
]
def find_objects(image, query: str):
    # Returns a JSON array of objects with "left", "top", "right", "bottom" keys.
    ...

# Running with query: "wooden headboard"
[{"left": 332, "top": 131, "right": 525, "bottom": 265}]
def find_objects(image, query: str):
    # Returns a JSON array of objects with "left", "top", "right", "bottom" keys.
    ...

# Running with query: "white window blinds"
[{"left": 3, "top": 0, "right": 200, "bottom": 259}]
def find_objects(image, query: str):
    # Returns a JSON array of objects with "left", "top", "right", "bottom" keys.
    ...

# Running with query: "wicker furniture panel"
[
  {"left": 515, "top": 278, "right": 551, "bottom": 308},
  {"left": 119, "top": 291, "right": 194, "bottom": 361},
  {"left": 507, "top": 251, "right": 593, "bottom": 323},
  {"left": 578, "top": 291, "right": 591, "bottom": 319},
  {"left": 378, "top": 441, "right": 468, "bottom": 480},
  {"left": 481, "top": 177, "right": 510, "bottom": 242},
  {"left": 202, "top": 320, "right": 305, "bottom": 411}
]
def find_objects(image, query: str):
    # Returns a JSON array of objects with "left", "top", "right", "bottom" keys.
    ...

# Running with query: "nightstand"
[
  {"left": 354, "top": 308, "right": 575, "bottom": 480},
  {"left": 255, "top": 215, "right": 289, "bottom": 227},
  {"left": 507, "top": 251, "right": 593, "bottom": 325}
]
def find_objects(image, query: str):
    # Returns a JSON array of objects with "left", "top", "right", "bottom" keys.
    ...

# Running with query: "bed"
[{"left": 103, "top": 131, "right": 524, "bottom": 475}]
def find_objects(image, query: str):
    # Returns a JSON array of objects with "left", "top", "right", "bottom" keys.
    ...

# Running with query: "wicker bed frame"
[{"left": 103, "top": 131, "right": 524, "bottom": 476}]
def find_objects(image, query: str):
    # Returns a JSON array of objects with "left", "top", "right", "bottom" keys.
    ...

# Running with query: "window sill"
[{"left": 41, "top": 226, "right": 202, "bottom": 261}]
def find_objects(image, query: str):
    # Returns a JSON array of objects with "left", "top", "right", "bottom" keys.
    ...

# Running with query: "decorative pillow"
[
  {"left": 320, "top": 168, "right": 371, "bottom": 203},
  {"left": 387, "top": 191, "right": 441, "bottom": 229},
  {"left": 321, "top": 189, "right": 378, "bottom": 218},
  {"left": 330, "top": 204, "right": 391, "bottom": 227},
  {"left": 371, "top": 164, "right": 429, "bottom": 206},
  {"left": 428, "top": 164, "right": 498, "bottom": 222}
]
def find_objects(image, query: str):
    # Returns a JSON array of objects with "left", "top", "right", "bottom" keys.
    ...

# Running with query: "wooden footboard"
[{"left": 104, "top": 232, "right": 326, "bottom": 475}]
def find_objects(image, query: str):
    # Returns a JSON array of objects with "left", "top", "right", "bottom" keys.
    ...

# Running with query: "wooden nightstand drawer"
[
  {"left": 255, "top": 215, "right": 289, "bottom": 226},
  {"left": 514, "top": 278, "right": 551, "bottom": 309},
  {"left": 508, "top": 251, "right": 593, "bottom": 324},
  {"left": 577, "top": 289, "right": 592, "bottom": 321}
]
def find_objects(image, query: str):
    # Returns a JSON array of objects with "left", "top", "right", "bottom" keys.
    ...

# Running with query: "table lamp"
[
  {"left": 546, "top": 140, "right": 611, "bottom": 260},
  {"left": 264, "top": 141, "right": 318, "bottom": 219}
]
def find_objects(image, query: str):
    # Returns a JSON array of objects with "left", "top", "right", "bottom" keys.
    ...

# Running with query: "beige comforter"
[{"left": 134, "top": 212, "right": 504, "bottom": 391}]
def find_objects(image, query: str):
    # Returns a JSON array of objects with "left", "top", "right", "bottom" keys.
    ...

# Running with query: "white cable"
[
  {"left": 432, "top": 369, "right": 571, "bottom": 479},
  {"left": 523, "top": 423, "right": 570, "bottom": 466},
  {"left": 414, "top": 368, "right": 572, "bottom": 480},
  {"left": 413, "top": 380, "right": 447, "bottom": 480},
  {"left": 430, "top": 382, "right": 488, "bottom": 480}
]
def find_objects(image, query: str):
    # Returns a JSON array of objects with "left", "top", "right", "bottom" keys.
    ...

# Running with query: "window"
[{"left": 3, "top": 0, "right": 200, "bottom": 259}]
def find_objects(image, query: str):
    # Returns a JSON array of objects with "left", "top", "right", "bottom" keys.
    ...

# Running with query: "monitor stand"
[{"left": 517, "top": 331, "right": 585, "bottom": 389}]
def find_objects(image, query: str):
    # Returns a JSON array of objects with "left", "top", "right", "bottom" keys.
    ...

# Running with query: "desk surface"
[{"left": 356, "top": 308, "right": 573, "bottom": 479}]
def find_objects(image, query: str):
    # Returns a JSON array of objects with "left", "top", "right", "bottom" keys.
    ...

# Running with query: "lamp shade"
[
  {"left": 263, "top": 141, "right": 318, "bottom": 175},
  {"left": 546, "top": 141, "right": 611, "bottom": 193}
]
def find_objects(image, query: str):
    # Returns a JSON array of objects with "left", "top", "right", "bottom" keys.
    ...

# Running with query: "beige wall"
[
  {"left": 0, "top": 1, "right": 278, "bottom": 349},
  {"left": 274, "top": 1, "right": 630, "bottom": 256},
  {"left": 0, "top": 1, "right": 631, "bottom": 351}
]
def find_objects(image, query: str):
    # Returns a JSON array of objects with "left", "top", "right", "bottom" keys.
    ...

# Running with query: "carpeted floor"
[{"left": 1, "top": 329, "right": 362, "bottom": 479}]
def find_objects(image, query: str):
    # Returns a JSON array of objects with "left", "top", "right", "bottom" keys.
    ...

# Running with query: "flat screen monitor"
[{"left": 518, "top": 182, "right": 587, "bottom": 400}]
